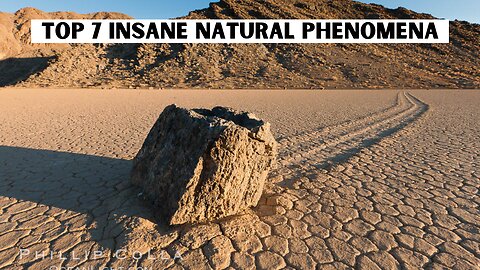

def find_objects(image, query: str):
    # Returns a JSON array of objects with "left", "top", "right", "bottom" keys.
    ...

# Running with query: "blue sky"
[{"left": 1, "top": 0, "right": 479, "bottom": 23}]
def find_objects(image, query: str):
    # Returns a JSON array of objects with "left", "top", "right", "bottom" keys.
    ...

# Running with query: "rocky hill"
[
  {"left": 1, "top": 0, "right": 479, "bottom": 89},
  {"left": 0, "top": 8, "right": 130, "bottom": 86}
]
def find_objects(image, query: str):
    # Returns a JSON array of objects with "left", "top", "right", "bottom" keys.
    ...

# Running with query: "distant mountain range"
[{"left": 1, "top": 0, "right": 479, "bottom": 89}]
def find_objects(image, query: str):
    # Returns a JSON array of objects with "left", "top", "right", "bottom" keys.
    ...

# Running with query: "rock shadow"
[{"left": 0, "top": 146, "right": 169, "bottom": 253}]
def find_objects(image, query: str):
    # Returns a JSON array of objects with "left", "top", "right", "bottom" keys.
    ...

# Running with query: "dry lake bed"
[{"left": 0, "top": 89, "right": 479, "bottom": 269}]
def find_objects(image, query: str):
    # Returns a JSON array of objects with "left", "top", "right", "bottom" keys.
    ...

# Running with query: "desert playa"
[{"left": 0, "top": 88, "right": 478, "bottom": 269}]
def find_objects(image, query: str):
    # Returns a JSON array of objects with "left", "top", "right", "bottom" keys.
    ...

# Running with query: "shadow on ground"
[
  {"left": 0, "top": 56, "right": 54, "bottom": 87},
  {"left": 0, "top": 146, "right": 168, "bottom": 252}
]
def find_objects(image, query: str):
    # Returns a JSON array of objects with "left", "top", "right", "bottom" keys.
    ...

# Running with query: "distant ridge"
[{"left": 1, "top": 0, "right": 479, "bottom": 89}]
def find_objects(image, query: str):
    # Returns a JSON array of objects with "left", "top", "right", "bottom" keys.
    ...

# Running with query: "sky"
[{"left": 0, "top": 0, "right": 479, "bottom": 23}]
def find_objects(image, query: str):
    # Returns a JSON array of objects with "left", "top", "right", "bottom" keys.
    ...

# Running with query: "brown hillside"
[
  {"left": 1, "top": 0, "right": 479, "bottom": 89},
  {"left": 0, "top": 8, "right": 130, "bottom": 86}
]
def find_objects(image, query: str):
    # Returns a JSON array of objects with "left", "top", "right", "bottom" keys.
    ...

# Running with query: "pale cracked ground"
[{"left": 0, "top": 89, "right": 479, "bottom": 270}]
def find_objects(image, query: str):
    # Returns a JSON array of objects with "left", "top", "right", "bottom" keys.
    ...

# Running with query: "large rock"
[{"left": 131, "top": 105, "right": 277, "bottom": 225}]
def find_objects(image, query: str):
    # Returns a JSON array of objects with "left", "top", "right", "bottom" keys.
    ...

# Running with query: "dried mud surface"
[
  {"left": 0, "top": 89, "right": 479, "bottom": 269},
  {"left": 1, "top": 0, "right": 479, "bottom": 89}
]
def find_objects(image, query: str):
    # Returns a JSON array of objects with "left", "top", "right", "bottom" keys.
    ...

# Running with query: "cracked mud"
[{"left": 0, "top": 89, "right": 478, "bottom": 269}]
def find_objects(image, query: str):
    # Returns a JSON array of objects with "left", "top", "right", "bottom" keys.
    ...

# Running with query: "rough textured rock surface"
[{"left": 131, "top": 105, "right": 277, "bottom": 225}]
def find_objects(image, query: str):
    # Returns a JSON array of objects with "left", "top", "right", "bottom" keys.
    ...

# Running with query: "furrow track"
[{"left": 271, "top": 91, "right": 429, "bottom": 185}]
